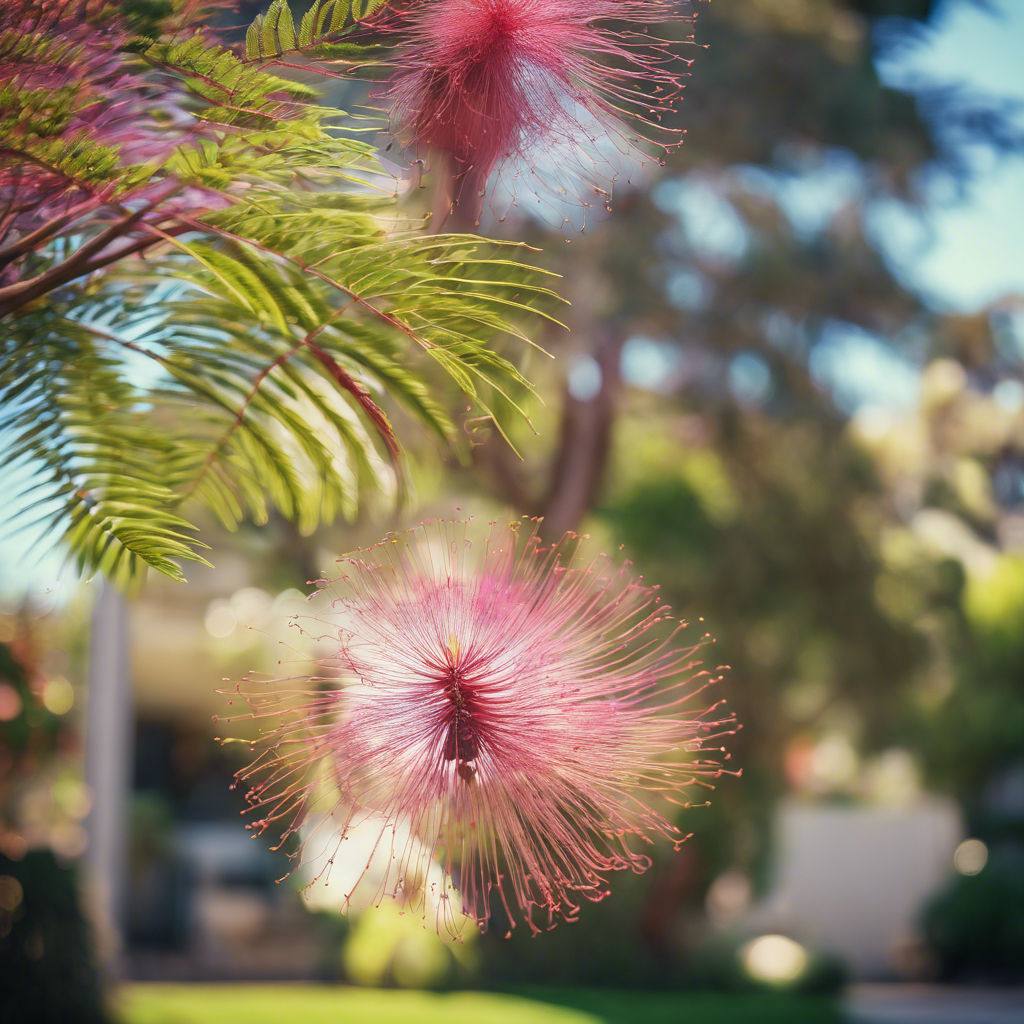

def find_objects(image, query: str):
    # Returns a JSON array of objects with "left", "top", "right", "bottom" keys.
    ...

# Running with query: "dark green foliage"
[
  {"left": 0, "top": 641, "right": 62, "bottom": 761},
  {"left": 922, "top": 850, "right": 1024, "bottom": 982},
  {"left": 0, "top": 850, "right": 110, "bottom": 1024},
  {"left": 598, "top": 422, "right": 927, "bottom": 775},
  {"left": 602, "top": 477, "right": 717, "bottom": 566},
  {"left": 679, "top": 936, "right": 848, "bottom": 997}
]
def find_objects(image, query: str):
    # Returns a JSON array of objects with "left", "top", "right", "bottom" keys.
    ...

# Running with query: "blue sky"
[{"left": 873, "top": 0, "right": 1024, "bottom": 309}]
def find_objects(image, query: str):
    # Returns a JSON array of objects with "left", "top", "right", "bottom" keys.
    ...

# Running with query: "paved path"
[{"left": 845, "top": 985, "right": 1024, "bottom": 1024}]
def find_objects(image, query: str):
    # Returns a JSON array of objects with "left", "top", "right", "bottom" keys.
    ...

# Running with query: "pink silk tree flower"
[
  {"left": 371, "top": 0, "right": 695, "bottom": 229},
  {"left": 228, "top": 518, "right": 738, "bottom": 935}
]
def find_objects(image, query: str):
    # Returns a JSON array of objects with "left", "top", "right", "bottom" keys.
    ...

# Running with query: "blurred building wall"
[{"left": 755, "top": 797, "right": 964, "bottom": 978}]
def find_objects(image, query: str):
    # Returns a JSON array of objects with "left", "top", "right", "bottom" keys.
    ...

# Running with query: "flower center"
[
  {"left": 441, "top": 665, "right": 480, "bottom": 781},
  {"left": 483, "top": 7, "right": 519, "bottom": 43},
  {"left": 461, "top": 0, "right": 524, "bottom": 59}
]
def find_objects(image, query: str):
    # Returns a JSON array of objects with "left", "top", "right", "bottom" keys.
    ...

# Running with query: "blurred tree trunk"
[
  {"left": 475, "top": 325, "right": 624, "bottom": 542},
  {"left": 84, "top": 583, "right": 132, "bottom": 982}
]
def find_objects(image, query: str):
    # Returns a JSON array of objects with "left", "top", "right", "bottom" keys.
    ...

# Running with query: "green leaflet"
[
  {"left": 242, "top": 0, "right": 383, "bottom": 62},
  {"left": 2, "top": 241, "right": 555, "bottom": 584}
]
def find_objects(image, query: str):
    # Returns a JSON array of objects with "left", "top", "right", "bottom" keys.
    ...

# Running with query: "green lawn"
[{"left": 120, "top": 984, "right": 844, "bottom": 1024}]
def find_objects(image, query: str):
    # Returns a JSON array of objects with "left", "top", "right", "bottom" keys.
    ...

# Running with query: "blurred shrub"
[
  {"left": 335, "top": 903, "right": 477, "bottom": 989},
  {"left": 964, "top": 555, "right": 1024, "bottom": 657},
  {"left": 0, "top": 849, "right": 109, "bottom": 1024},
  {"left": 0, "top": 639, "right": 64, "bottom": 788},
  {"left": 682, "top": 933, "right": 847, "bottom": 997},
  {"left": 922, "top": 846, "right": 1024, "bottom": 983}
]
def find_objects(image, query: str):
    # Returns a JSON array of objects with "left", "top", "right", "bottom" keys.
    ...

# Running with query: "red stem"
[
  {"left": 0, "top": 181, "right": 182, "bottom": 317},
  {"left": 0, "top": 196, "right": 104, "bottom": 268}
]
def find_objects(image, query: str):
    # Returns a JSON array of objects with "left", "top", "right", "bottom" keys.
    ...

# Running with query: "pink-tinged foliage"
[
  {"left": 1, "top": 6, "right": 137, "bottom": 233},
  {"left": 2, "top": 4, "right": 184, "bottom": 206},
  {"left": 228, "top": 519, "right": 738, "bottom": 934},
  {"left": 374, "top": 0, "right": 695, "bottom": 224},
  {"left": 0, "top": 1, "right": 230, "bottom": 305}
]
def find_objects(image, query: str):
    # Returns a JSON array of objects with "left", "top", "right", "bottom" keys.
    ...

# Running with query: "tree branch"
[{"left": 0, "top": 181, "right": 183, "bottom": 316}]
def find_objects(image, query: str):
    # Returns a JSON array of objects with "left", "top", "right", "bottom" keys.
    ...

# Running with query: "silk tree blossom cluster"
[
  {"left": 228, "top": 519, "right": 737, "bottom": 934},
  {"left": 371, "top": 0, "right": 695, "bottom": 227}
]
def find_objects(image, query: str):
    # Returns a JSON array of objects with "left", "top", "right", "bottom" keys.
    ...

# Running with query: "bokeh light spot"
[
  {"left": 740, "top": 934, "right": 809, "bottom": 984},
  {"left": 0, "top": 682, "right": 22, "bottom": 721},
  {"left": 953, "top": 838, "right": 988, "bottom": 876},
  {"left": 204, "top": 599, "right": 237, "bottom": 638},
  {"left": 41, "top": 676, "right": 74, "bottom": 715}
]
